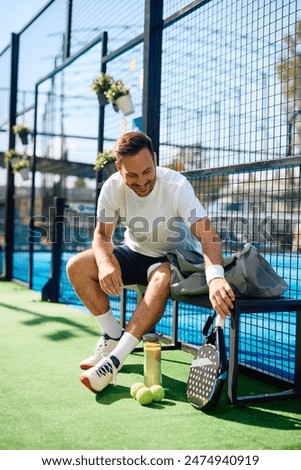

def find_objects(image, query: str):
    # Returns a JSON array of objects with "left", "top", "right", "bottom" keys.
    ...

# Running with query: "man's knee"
[
  {"left": 148, "top": 263, "right": 171, "bottom": 293},
  {"left": 66, "top": 249, "right": 96, "bottom": 281},
  {"left": 66, "top": 252, "right": 81, "bottom": 281}
]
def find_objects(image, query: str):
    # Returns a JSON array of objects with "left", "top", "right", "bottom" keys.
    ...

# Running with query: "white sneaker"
[
  {"left": 79, "top": 333, "right": 121, "bottom": 370},
  {"left": 80, "top": 356, "right": 119, "bottom": 394}
]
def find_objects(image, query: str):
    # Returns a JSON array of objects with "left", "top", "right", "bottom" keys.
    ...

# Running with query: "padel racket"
[{"left": 186, "top": 312, "right": 227, "bottom": 411}]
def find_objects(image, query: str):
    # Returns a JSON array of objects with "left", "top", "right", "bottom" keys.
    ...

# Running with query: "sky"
[{"left": 0, "top": 0, "right": 48, "bottom": 51}]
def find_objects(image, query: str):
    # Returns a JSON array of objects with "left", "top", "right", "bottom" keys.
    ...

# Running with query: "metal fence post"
[
  {"left": 64, "top": 0, "right": 73, "bottom": 60},
  {"left": 41, "top": 197, "right": 65, "bottom": 302},
  {"left": 95, "top": 31, "right": 108, "bottom": 205},
  {"left": 4, "top": 33, "right": 19, "bottom": 280},
  {"left": 143, "top": 0, "right": 163, "bottom": 158}
]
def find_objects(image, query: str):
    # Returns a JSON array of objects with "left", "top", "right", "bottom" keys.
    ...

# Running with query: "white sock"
[
  {"left": 94, "top": 309, "right": 122, "bottom": 339},
  {"left": 110, "top": 332, "right": 139, "bottom": 368}
]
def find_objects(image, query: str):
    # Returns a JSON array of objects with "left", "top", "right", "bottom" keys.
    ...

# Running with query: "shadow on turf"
[
  {"left": 0, "top": 301, "right": 98, "bottom": 339},
  {"left": 91, "top": 354, "right": 301, "bottom": 425},
  {"left": 214, "top": 399, "right": 301, "bottom": 431},
  {"left": 96, "top": 364, "right": 301, "bottom": 430},
  {"left": 203, "top": 380, "right": 301, "bottom": 431}
]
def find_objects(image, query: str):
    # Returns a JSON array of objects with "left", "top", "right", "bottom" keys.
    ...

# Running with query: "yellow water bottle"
[{"left": 143, "top": 339, "right": 162, "bottom": 387}]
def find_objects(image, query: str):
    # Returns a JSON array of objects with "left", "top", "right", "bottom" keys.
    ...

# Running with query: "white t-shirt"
[{"left": 97, "top": 166, "right": 207, "bottom": 257}]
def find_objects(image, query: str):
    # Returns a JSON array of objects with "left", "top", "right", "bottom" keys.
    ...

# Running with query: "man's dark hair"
[{"left": 115, "top": 132, "right": 154, "bottom": 160}]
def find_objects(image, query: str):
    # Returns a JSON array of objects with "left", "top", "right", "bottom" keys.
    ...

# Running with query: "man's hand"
[
  {"left": 208, "top": 278, "right": 235, "bottom": 318},
  {"left": 98, "top": 259, "right": 123, "bottom": 296}
]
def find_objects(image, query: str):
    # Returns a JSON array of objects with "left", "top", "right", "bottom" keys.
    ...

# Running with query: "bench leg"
[
  {"left": 294, "top": 307, "right": 301, "bottom": 393},
  {"left": 119, "top": 288, "right": 127, "bottom": 330},
  {"left": 228, "top": 304, "right": 240, "bottom": 404}
]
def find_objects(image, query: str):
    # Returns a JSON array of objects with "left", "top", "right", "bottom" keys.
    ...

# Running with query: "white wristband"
[{"left": 205, "top": 264, "right": 225, "bottom": 284}]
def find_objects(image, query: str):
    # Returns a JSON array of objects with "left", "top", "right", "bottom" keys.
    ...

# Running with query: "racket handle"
[{"left": 215, "top": 314, "right": 225, "bottom": 329}]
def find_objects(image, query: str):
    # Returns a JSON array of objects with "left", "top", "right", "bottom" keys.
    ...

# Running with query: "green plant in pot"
[
  {"left": 12, "top": 124, "right": 31, "bottom": 145},
  {"left": 12, "top": 158, "right": 31, "bottom": 180},
  {"left": 105, "top": 80, "right": 134, "bottom": 116},
  {"left": 91, "top": 72, "right": 114, "bottom": 106},
  {"left": 94, "top": 150, "right": 117, "bottom": 178},
  {"left": 4, "top": 148, "right": 22, "bottom": 165}
]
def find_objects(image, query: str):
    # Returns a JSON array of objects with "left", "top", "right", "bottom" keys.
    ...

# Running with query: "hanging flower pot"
[
  {"left": 115, "top": 94, "right": 134, "bottom": 116},
  {"left": 4, "top": 148, "right": 22, "bottom": 166},
  {"left": 103, "top": 161, "right": 117, "bottom": 179},
  {"left": 20, "top": 134, "right": 29, "bottom": 145},
  {"left": 94, "top": 149, "right": 116, "bottom": 171},
  {"left": 91, "top": 72, "right": 114, "bottom": 107},
  {"left": 97, "top": 92, "right": 109, "bottom": 107},
  {"left": 12, "top": 157, "right": 31, "bottom": 180},
  {"left": 12, "top": 124, "right": 31, "bottom": 146},
  {"left": 106, "top": 80, "right": 135, "bottom": 117},
  {"left": 94, "top": 150, "right": 117, "bottom": 180},
  {"left": 19, "top": 167, "right": 30, "bottom": 180}
]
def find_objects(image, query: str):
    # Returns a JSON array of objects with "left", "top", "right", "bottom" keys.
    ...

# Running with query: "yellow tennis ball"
[
  {"left": 136, "top": 387, "right": 153, "bottom": 406},
  {"left": 150, "top": 384, "right": 165, "bottom": 402},
  {"left": 130, "top": 382, "right": 146, "bottom": 399}
]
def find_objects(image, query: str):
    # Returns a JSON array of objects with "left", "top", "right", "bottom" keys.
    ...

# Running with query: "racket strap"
[
  {"left": 202, "top": 312, "right": 217, "bottom": 337},
  {"left": 216, "top": 326, "right": 228, "bottom": 373}
]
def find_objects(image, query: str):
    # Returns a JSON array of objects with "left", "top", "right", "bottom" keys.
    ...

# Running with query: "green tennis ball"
[
  {"left": 150, "top": 384, "right": 165, "bottom": 402},
  {"left": 136, "top": 387, "right": 153, "bottom": 406},
  {"left": 130, "top": 382, "right": 145, "bottom": 399}
]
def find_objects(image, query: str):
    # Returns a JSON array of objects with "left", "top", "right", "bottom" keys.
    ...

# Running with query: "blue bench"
[{"left": 120, "top": 286, "right": 301, "bottom": 404}]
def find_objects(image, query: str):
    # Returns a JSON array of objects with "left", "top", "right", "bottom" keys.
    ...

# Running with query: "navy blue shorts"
[{"left": 113, "top": 244, "right": 169, "bottom": 286}]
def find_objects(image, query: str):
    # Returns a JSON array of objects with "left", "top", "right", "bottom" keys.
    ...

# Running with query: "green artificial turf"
[{"left": 0, "top": 280, "right": 301, "bottom": 450}]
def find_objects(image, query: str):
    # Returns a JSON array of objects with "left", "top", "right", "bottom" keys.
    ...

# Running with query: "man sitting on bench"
[{"left": 67, "top": 131, "right": 235, "bottom": 395}]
